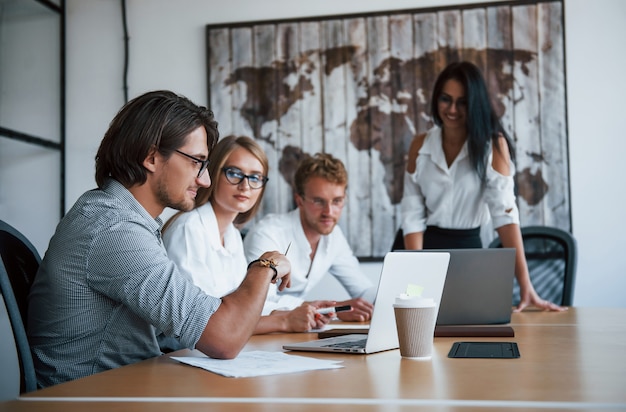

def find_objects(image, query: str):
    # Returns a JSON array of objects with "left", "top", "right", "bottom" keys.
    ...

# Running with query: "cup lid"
[{"left": 393, "top": 295, "right": 435, "bottom": 308}]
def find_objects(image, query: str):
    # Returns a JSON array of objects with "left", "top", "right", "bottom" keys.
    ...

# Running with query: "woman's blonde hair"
[{"left": 163, "top": 135, "right": 268, "bottom": 233}]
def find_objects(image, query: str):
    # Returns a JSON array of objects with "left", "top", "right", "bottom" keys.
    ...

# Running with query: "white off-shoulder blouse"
[{"left": 401, "top": 126, "right": 520, "bottom": 235}]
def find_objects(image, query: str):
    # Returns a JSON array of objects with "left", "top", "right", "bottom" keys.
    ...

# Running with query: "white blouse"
[
  {"left": 162, "top": 202, "right": 249, "bottom": 306},
  {"left": 401, "top": 126, "right": 519, "bottom": 235}
]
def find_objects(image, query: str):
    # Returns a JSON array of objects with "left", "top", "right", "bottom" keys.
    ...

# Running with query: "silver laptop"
[
  {"left": 282, "top": 251, "right": 450, "bottom": 354},
  {"left": 429, "top": 248, "right": 516, "bottom": 325}
]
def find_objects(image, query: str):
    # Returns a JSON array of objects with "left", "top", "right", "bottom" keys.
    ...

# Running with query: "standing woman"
[
  {"left": 163, "top": 136, "right": 333, "bottom": 333},
  {"left": 401, "top": 61, "right": 564, "bottom": 312}
]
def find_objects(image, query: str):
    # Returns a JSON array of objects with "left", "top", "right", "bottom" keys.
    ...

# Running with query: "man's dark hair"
[{"left": 95, "top": 90, "right": 219, "bottom": 188}]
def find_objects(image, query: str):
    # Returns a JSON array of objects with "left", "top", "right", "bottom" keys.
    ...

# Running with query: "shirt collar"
[
  {"left": 291, "top": 208, "right": 329, "bottom": 255},
  {"left": 423, "top": 126, "right": 469, "bottom": 171},
  {"left": 103, "top": 179, "right": 163, "bottom": 234},
  {"left": 197, "top": 202, "right": 238, "bottom": 255}
]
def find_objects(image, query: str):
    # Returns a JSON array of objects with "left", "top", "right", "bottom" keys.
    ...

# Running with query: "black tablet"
[{"left": 448, "top": 342, "right": 520, "bottom": 358}]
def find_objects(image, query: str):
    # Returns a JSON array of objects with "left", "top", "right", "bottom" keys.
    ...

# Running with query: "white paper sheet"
[{"left": 171, "top": 350, "right": 343, "bottom": 378}]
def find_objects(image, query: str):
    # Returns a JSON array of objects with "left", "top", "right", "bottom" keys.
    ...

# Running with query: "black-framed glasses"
[
  {"left": 173, "top": 149, "right": 210, "bottom": 178},
  {"left": 222, "top": 167, "right": 268, "bottom": 189}
]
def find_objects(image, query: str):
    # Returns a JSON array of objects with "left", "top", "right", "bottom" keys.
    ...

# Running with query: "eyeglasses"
[
  {"left": 438, "top": 94, "right": 467, "bottom": 109},
  {"left": 222, "top": 167, "right": 268, "bottom": 189},
  {"left": 301, "top": 195, "right": 345, "bottom": 210},
  {"left": 173, "top": 149, "right": 210, "bottom": 178}
]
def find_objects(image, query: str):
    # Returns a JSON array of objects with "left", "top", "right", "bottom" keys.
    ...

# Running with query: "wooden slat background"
[{"left": 207, "top": 0, "right": 569, "bottom": 259}]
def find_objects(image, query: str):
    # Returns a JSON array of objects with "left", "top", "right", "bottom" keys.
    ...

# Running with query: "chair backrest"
[
  {"left": 489, "top": 226, "right": 577, "bottom": 306},
  {"left": 0, "top": 292, "right": 22, "bottom": 400},
  {"left": 0, "top": 220, "right": 41, "bottom": 393}
]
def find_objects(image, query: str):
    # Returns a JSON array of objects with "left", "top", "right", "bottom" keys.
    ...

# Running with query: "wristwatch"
[{"left": 248, "top": 258, "right": 278, "bottom": 281}]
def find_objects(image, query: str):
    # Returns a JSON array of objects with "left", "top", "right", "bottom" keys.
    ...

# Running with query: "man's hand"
[
  {"left": 257, "top": 251, "right": 291, "bottom": 290},
  {"left": 335, "top": 297, "right": 373, "bottom": 322}
]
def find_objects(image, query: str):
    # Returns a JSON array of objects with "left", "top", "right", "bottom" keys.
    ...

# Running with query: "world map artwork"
[
  {"left": 223, "top": 45, "right": 545, "bottom": 206},
  {"left": 208, "top": 2, "right": 570, "bottom": 256}
]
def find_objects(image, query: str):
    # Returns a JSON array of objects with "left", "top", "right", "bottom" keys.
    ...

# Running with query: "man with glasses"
[
  {"left": 244, "top": 153, "right": 375, "bottom": 321},
  {"left": 27, "top": 91, "right": 291, "bottom": 388}
]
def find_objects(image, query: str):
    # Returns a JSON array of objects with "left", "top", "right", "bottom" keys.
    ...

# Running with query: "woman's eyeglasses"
[{"left": 222, "top": 167, "right": 268, "bottom": 189}]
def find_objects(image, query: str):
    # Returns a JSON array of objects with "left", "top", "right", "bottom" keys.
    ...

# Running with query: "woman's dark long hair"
[{"left": 430, "top": 61, "right": 515, "bottom": 180}]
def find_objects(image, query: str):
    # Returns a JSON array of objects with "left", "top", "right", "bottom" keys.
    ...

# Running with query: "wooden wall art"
[{"left": 207, "top": 0, "right": 568, "bottom": 258}]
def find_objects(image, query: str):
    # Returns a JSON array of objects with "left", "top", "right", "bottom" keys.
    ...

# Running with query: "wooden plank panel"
[
  {"left": 299, "top": 22, "right": 324, "bottom": 158},
  {"left": 228, "top": 28, "right": 254, "bottom": 138},
  {"left": 462, "top": 7, "right": 488, "bottom": 249},
  {"left": 482, "top": 6, "right": 515, "bottom": 245},
  {"left": 389, "top": 13, "right": 414, "bottom": 251},
  {"left": 321, "top": 19, "right": 350, "bottom": 237},
  {"left": 512, "top": 5, "right": 544, "bottom": 226},
  {"left": 390, "top": 13, "right": 415, "bottom": 152},
  {"left": 462, "top": 8, "right": 487, "bottom": 70},
  {"left": 412, "top": 13, "right": 438, "bottom": 135},
  {"left": 366, "top": 15, "right": 395, "bottom": 256},
  {"left": 436, "top": 10, "right": 463, "bottom": 71},
  {"left": 344, "top": 17, "right": 372, "bottom": 256},
  {"left": 537, "top": 1, "right": 570, "bottom": 231},
  {"left": 407, "top": 13, "right": 438, "bottom": 247},
  {"left": 486, "top": 6, "right": 514, "bottom": 140},
  {"left": 275, "top": 23, "right": 300, "bottom": 213},
  {"left": 207, "top": 28, "right": 233, "bottom": 138},
  {"left": 253, "top": 24, "right": 279, "bottom": 216},
  {"left": 320, "top": 19, "right": 348, "bottom": 160}
]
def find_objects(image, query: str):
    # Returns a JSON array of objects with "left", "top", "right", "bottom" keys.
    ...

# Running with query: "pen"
[
  {"left": 272, "top": 242, "right": 292, "bottom": 286},
  {"left": 316, "top": 305, "right": 352, "bottom": 315}
]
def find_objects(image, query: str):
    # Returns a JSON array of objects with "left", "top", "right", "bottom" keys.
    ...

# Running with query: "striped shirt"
[{"left": 27, "top": 179, "right": 220, "bottom": 388}]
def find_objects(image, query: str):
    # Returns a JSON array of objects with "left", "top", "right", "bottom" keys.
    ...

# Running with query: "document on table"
[{"left": 171, "top": 350, "right": 343, "bottom": 378}]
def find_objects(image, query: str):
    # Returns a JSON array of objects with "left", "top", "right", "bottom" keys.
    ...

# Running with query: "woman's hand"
[{"left": 515, "top": 286, "right": 567, "bottom": 312}]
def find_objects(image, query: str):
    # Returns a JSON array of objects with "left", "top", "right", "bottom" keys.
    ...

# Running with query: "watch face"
[{"left": 257, "top": 258, "right": 278, "bottom": 281}]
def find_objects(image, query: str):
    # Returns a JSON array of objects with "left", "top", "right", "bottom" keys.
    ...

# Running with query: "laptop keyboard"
[{"left": 322, "top": 338, "right": 367, "bottom": 349}]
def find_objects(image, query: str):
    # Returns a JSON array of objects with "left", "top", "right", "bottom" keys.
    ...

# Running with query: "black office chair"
[
  {"left": 489, "top": 225, "right": 577, "bottom": 306},
  {"left": 0, "top": 220, "right": 41, "bottom": 393}
]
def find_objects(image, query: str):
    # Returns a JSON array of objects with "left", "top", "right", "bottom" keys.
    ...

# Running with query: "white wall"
[
  {"left": 34, "top": 0, "right": 626, "bottom": 308},
  {"left": 0, "top": 3, "right": 62, "bottom": 256},
  {"left": 563, "top": 0, "right": 626, "bottom": 307}
]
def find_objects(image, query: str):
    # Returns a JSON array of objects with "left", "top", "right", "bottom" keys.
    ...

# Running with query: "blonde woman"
[{"left": 163, "top": 136, "right": 333, "bottom": 333}]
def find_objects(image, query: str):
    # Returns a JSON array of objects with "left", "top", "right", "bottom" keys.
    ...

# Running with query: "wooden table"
[{"left": 1, "top": 308, "right": 625, "bottom": 411}]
